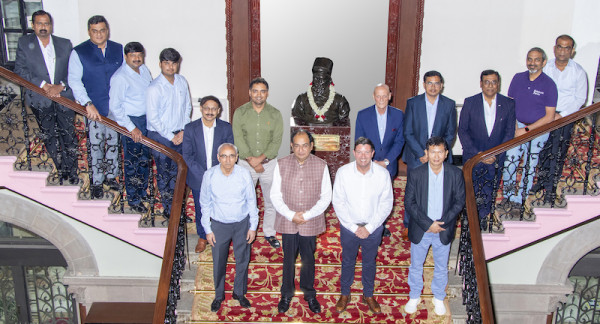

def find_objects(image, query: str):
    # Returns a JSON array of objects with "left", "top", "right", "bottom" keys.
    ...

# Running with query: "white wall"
[
  {"left": 261, "top": 0, "right": 389, "bottom": 158},
  {"left": 45, "top": 0, "right": 228, "bottom": 103}
]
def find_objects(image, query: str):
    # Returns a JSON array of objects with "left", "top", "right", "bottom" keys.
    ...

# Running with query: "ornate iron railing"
[
  {"left": 461, "top": 101, "right": 600, "bottom": 323},
  {"left": 0, "top": 67, "right": 188, "bottom": 323}
]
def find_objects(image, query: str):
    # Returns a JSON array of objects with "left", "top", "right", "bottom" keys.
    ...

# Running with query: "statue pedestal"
[{"left": 291, "top": 125, "right": 350, "bottom": 181}]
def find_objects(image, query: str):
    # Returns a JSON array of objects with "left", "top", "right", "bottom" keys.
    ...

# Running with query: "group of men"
[{"left": 14, "top": 9, "right": 588, "bottom": 317}]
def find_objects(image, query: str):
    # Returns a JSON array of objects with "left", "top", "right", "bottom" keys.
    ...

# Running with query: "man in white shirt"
[
  {"left": 270, "top": 129, "right": 331, "bottom": 314},
  {"left": 332, "top": 137, "right": 393, "bottom": 314},
  {"left": 535, "top": 34, "right": 588, "bottom": 203},
  {"left": 146, "top": 48, "right": 192, "bottom": 219}
]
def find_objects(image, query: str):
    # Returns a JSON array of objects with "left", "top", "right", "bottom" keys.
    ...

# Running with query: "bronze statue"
[{"left": 292, "top": 57, "right": 350, "bottom": 126}]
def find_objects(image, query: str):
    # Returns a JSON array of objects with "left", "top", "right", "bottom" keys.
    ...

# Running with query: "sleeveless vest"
[
  {"left": 274, "top": 154, "right": 327, "bottom": 236},
  {"left": 73, "top": 39, "right": 123, "bottom": 116}
]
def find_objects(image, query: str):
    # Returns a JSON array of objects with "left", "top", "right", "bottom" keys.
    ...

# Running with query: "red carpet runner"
[{"left": 189, "top": 177, "right": 452, "bottom": 323}]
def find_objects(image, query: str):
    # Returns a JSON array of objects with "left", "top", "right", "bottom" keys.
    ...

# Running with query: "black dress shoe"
[
  {"left": 90, "top": 184, "right": 103, "bottom": 199},
  {"left": 306, "top": 297, "right": 321, "bottom": 314},
  {"left": 232, "top": 293, "right": 251, "bottom": 308},
  {"left": 382, "top": 227, "right": 391, "bottom": 237},
  {"left": 130, "top": 204, "right": 148, "bottom": 213},
  {"left": 265, "top": 236, "right": 281, "bottom": 248},
  {"left": 278, "top": 296, "right": 292, "bottom": 313},
  {"left": 210, "top": 298, "right": 223, "bottom": 312}
]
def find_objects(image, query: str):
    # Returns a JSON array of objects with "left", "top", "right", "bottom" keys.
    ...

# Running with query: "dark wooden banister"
[
  {"left": 462, "top": 101, "right": 600, "bottom": 323},
  {"left": 0, "top": 67, "right": 187, "bottom": 324}
]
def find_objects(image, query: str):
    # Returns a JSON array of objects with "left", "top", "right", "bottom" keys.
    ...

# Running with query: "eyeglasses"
[
  {"left": 426, "top": 82, "right": 442, "bottom": 88},
  {"left": 483, "top": 80, "right": 498, "bottom": 86}
]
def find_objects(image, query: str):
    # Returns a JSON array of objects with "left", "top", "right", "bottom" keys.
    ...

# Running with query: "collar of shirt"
[{"left": 352, "top": 161, "right": 375, "bottom": 176}]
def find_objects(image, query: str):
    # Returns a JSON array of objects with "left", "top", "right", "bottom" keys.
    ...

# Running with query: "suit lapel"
[
  {"left": 419, "top": 95, "right": 429, "bottom": 139},
  {"left": 432, "top": 96, "right": 444, "bottom": 137},
  {"left": 211, "top": 121, "right": 221, "bottom": 166},
  {"left": 442, "top": 164, "right": 451, "bottom": 217},
  {"left": 382, "top": 105, "right": 394, "bottom": 146},
  {"left": 196, "top": 121, "right": 207, "bottom": 169},
  {"left": 30, "top": 35, "right": 51, "bottom": 82}
]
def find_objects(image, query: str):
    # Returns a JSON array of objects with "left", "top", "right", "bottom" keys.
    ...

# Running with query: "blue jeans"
[
  {"left": 122, "top": 115, "right": 150, "bottom": 206},
  {"left": 502, "top": 122, "right": 549, "bottom": 203},
  {"left": 408, "top": 232, "right": 450, "bottom": 300},
  {"left": 340, "top": 225, "right": 383, "bottom": 297}
]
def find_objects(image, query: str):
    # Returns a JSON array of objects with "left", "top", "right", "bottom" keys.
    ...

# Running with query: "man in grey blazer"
[{"left": 15, "top": 10, "right": 78, "bottom": 184}]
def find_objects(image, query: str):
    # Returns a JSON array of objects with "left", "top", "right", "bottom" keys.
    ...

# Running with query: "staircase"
[
  {"left": 0, "top": 155, "right": 167, "bottom": 257},
  {"left": 482, "top": 190, "right": 600, "bottom": 260}
]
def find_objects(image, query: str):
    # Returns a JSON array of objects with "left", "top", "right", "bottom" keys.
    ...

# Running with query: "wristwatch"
[
  {"left": 525, "top": 127, "right": 530, "bottom": 132},
  {"left": 384, "top": 159, "right": 390, "bottom": 166},
  {"left": 85, "top": 101, "right": 93, "bottom": 107}
]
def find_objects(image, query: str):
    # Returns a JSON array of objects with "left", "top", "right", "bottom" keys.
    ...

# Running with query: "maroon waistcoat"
[{"left": 274, "top": 154, "right": 327, "bottom": 236}]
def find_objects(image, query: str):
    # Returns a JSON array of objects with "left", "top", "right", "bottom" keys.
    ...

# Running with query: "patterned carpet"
[{"left": 188, "top": 177, "right": 453, "bottom": 323}]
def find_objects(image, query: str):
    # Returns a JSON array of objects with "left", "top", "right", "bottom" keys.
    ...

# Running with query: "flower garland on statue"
[{"left": 307, "top": 82, "right": 335, "bottom": 122}]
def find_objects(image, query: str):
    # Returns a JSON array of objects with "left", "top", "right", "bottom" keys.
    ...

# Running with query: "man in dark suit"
[
  {"left": 458, "top": 70, "right": 516, "bottom": 221},
  {"left": 14, "top": 10, "right": 78, "bottom": 185},
  {"left": 404, "top": 136, "right": 465, "bottom": 316},
  {"left": 403, "top": 70, "right": 457, "bottom": 230},
  {"left": 183, "top": 96, "right": 234, "bottom": 253},
  {"left": 355, "top": 83, "right": 404, "bottom": 237}
]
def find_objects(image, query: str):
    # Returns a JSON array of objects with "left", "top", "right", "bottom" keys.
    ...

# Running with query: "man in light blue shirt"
[
  {"left": 200, "top": 143, "right": 258, "bottom": 312},
  {"left": 404, "top": 136, "right": 465, "bottom": 316},
  {"left": 146, "top": 48, "right": 192, "bottom": 219},
  {"left": 109, "top": 42, "right": 152, "bottom": 213}
]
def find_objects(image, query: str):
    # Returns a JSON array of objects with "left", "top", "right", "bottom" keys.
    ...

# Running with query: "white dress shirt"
[
  {"left": 543, "top": 58, "right": 588, "bottom": 117},
  {"left": 37, "top": 36, "right": 55, "bottom": 86},
  {"left": 482, "top": 93, "right": 496, "bottom": 137},
  {"left": 270, "top": 160, "right": 332, "bottom": 221},
  {"left": 202, "top": 121, "right": 215, "bottom": 169},
  {"left": 332, "top": 161, "right": 393, "bottom": 234},
  {"left": 425, "top": 95, "right": 439, "bottom": 137}
]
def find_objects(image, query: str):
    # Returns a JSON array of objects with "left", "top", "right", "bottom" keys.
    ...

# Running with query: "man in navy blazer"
[
  {"left": 402, "top": 71, "right": 457, "bottom": 228},
  {"left": 183, "top": 96, "right": 234, "bottom": 252},
  {"left": 404, "top": 136, "right": 465, "bottom": 316},
  {"left": 355, "top": 83, "right": 404, "bottom": 237},
  {"left": 458, "top": 70, "right": 516, "bottom": 221},
  {"left": 14, "top": 10, "right": 78, "bottom": 185}
]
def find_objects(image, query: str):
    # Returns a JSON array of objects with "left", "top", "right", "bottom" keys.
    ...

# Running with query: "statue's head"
[{"left": 312, "top": 57, "right": 333, "bottom": 89}]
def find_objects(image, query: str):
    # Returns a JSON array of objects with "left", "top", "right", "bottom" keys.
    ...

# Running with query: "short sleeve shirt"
[{"left": 508, "top": 71, "right": 558, "bottom": 124}]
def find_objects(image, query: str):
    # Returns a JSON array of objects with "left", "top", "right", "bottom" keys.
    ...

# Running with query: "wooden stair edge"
[{"left": 84, "top": 302, "right": 155, "bottom": 324}]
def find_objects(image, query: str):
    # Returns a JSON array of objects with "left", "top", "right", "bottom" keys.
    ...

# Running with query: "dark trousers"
[
  {"left": 148, "top": 130, "right": 181, "bottom": 216},
  {"left": 33, "top": 103, "right": 77, "bottom": 178},
  {"left": 340, "top": 225, "right": 383, "bottom": 297},
  {"left": 281, "top": 233, "right": 317, "bottom": 299},
  {"left": 122, "top": 115, "right": 150, "bottom": 206},
  {"left": 211, "top": 216, "right": 251, "bottom": 299},
  {"left": 537, "top": 123, "right": 574, "bottom": 197},
  {"left": 472, "top": 160, "right": 503, "bottom": 219},
  {"left": 192, "top": 188, "right": 206, "bottom": 239}
]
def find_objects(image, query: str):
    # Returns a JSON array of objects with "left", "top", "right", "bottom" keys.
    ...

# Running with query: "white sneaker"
[
  {"left": 404, "top": 298, "right": 420, "bottom": 314},
  {"left": 432, "top": 297, "right": 446, "bottom": 315}
]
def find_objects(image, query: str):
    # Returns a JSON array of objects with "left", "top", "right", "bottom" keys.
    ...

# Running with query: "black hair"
[
  {"left": 354, "top": 136, "right": 375, "bottom": 151},
  {"left": 249, "top": 77, "right": 269, "bottom": 90},
  {"left": 159, "top": 48, "right": 181, "bottom": 63},
  {"left": 200, "top": 95, "right": 222, "bottom": 109},
  {"left": 124, "top": 42, "right": 144, "bottom": 55},
  {"left": 31, "top": 10, "right": 52, "bottom": 25},
  {"left": 423, "top": 70, "right": 444, "bottom": 84},
  {"left": 425, "top": 136, "right": 448, "bottom": 151},
  {"left": 88, "top": 15, "right": 108, "bottom": 30},
  {"left": 480, "top": 69, "right": 500, "bottom": 82}
]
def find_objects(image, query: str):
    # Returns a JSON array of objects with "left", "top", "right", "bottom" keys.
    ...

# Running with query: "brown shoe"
[
  {"left": 335, "top": 295, "right": 350, "bottom": 313},
  {"left": 401, "top": 228, "right": 409, "bottom": 241},
  {"left": 195, "top": 238, "right": 207, "bottom": 253},
  {"left": 363, "top": 296, "right": 381, "bottom": 314}
]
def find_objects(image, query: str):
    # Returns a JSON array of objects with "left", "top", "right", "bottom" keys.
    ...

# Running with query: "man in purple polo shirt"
[{"left": 502, "top": 47, "right": 558, "bottom": 208}]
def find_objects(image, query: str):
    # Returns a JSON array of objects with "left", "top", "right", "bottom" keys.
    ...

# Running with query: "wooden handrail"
[
  {"left": 462, "top": 101, "right": 600, "bottom": 323},
  {"left": 0, "top": 67, "right": 187, "bottom": 324}
]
